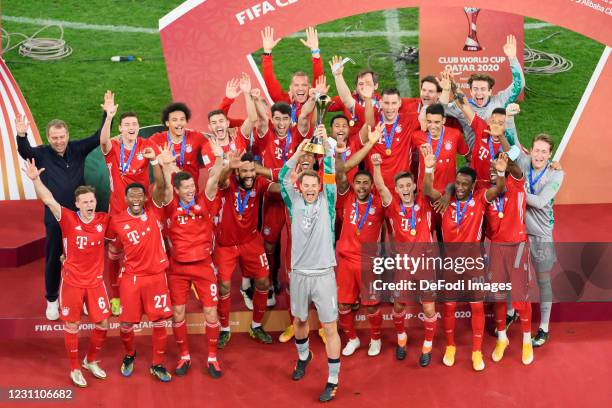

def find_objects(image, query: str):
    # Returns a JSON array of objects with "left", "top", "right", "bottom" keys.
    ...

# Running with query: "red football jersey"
[
  {"left": 337, "top": 190, "right": 387, "bottom": 259},
  {"left": 412, "top": 126, "right": 469, "bottom": 194},
  {"left": 104, "top": 138, "right": 157, "bottom": 215},
  {"left": 164, "top": 192, "right": 221, "bottom": 264},
  {"left": 216, "top": 175, "right": 271, "bottom": 246},
  {"left": 108, "top": 201, "right": 168, "bottom": 276},
  {"left": 441, "top": 189, "right": 489, "bottom": 243},
  {"left": 255, "top": 124, "right": 306, "bottom": 169},
  {"left": 471, "top": 115, "right": 504, "bottom": 182},
  {"left": 364, "top": 113, "right": 421, "bottom": 190},
  {"left": 59, "top": 208, "right": 109, "bottom": 288},
  {"left": 485, "top": 175, "right": 527, "bottom": 243},
  {"left": 386, "top": 195, "right": 433, "bottom": 243},
  {"left": 201, "top": 129, "right": 248, "bottom": 170},
  {"left": 149, "top": 129, "right": 207, "bottom": 187}
]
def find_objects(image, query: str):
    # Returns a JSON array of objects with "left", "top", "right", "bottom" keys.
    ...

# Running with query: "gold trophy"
[{"left": 304, "top": 93, "right": 333, "bottom": 155}]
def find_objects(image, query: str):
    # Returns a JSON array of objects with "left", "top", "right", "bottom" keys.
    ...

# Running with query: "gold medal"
[
  {"left": 356, "top": 229, "right": 361, "bottom": 236},
  {"left": 349, "top": 119, "right": 355, "bottom": 127},
  {"left": 237, "top": 214, "right": 242, "bottom": 220},
  {"left": 498, "top": 212, "right": 504, "bottom": 219},
  {"left": 410, "top": 229, "right": 417, "bottom": 236},
  {"left": 386, "top": 149, "right": 392, "bottom": 156}
]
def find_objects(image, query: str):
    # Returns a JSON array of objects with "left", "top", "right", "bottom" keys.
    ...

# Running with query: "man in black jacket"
[{"left": 15, "top": 92, "right": 113, "bottom": 320}]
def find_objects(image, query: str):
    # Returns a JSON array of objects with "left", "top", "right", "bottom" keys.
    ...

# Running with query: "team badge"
[
  {"left": 137, "top": 153, "right": 144, "bottom": 161},
  {"left": 177, "top": 207, "right": 183, "bottom": 212},
  {"left": 369, "top": 208, "right": 376, "bottom": 215},
  {"left": 194, "top": 205, "right": 201, "bottom": 211},
  {"left": 250, "top": 191, "right": 256, "bottom": 197},
  {"left": 395, "top": 124, "right": 402, "bottom": 133},
  {"left": 96, "top": 224, "right": 103, "bottom": 232},
  {"left": 469, "top": 199, "right": 475, "bottom": 207},
  {"left": 186, "top": 144, "right": 193, "bottom": 153},
  {"left": 141, "top": 214, "right": 148, "bottom": 221},
  {"left": 445, "top": 142, "right": 453, "bottom": 150},
  {"left": 62, "top": 307, "right": 69, "bottom": 316},
  {"left": 414, "top": 204, "right": 420, "bottom": 211},
  {"left": 263, "top": 227, "right": 271, "bottom": 236}
]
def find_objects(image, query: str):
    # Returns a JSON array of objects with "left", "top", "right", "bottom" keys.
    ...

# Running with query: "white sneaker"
[
  {"left": 70, "top": 369, "right": 87, "bottom": 387},
  {"left": 240, "top": 288, "right": 253, "bottom": 310},
  {"left": 341, "top": 337, "right": 361, "bottom": 356},
  {"left": 46, "top": 300, "right": 59, "bottom": 321},
  {"left": 368, "top": 339, "right": 382, "bottom": 356},
  {"left": 82, "top": 357, "right": 107, "bottom": 379},
  {"left": 266, "top": 290, "right": 276, "bottom": 308}
]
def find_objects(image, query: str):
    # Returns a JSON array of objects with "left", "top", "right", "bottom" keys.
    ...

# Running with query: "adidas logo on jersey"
[
  {"left": 123, "top": 224, "right": 130, "bottom": 230},
  {"left": 75, "top": 225, "right": 82, "bottom": 231}
]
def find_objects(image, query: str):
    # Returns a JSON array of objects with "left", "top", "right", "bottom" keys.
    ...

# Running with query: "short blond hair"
[
  {"left": 46, "top": 119, "right": 68, "bottom": 137},
  {"left": 532, "top": 133, "right": 554, "bottom": 152}
]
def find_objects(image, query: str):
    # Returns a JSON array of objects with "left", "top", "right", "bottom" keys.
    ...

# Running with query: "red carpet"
[{"left": 0, "top": 321, "right": 610, "bottom": 407}]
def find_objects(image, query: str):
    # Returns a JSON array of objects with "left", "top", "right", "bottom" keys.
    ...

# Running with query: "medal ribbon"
[
  {"left": 455, "top": 191, "right": 473, "bottom": 227},
  {"left": 354, "top": 195, "right": 373, "bottom": 235},
  {"left": 528, "top": 164, "right": 549, "bottom": 194},
  {"left": 179, "top": 198, "right": 195, "bottom": 216},
  {"left": 400, "top": 201, "right": 417, "bottom": 231},
  {"left": 381, "top": 114, "right": 400, "bottom": 152},
  {"left": 237, "top": 188, "right": 250, "bottom": 217},
  {"left": 494, "top": 193, "right": 504, "bottom": 215},
  {"left": 488, "top": 135, "right": 503, "bottom": 160},
  {"left": 167, "top": 131, "right": 186, "bottom": 168},
  {"left": 427, "top": 127, "right": 445, "bottom": 160},
  {"left": 120, "top": 139, "right": 138, "bottom": 174}
]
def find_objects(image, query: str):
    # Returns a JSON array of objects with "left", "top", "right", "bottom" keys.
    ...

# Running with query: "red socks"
[
  {"left": 252, "top": 288, "right": 268, "bottom": 324},
  {"left": 206, "top": 321, "right": 220, "bottom": 359},
  {"left": 470, "top": 302, "right": 485, "bottom": 352},
  {"left": 392, "top": 310, "right": 406, "bottom": 336},
  {"left": 513, "top": 301, "right": 532, "bottom": 334},
  {"left": 443, "top": 302, "right": 456, "bottom": 346},
  {"left": 494, "top": 302, "right": 508, "bottom": 332},
  {"left": 120, "top": 324, "right": 135, "bottom": 356},
  {"left": 64, "top": 325, "right": 79, "bottom": 370},
  {"left": 86, "top": 325, "right": 107, "bottom": 362},
  {"left": 172, "top": 320, "right": 189, "bottom": 357},
  {"left": 217, "top": 293, "right": 231, "bottom": 328},
  {"left": 338, "top": 309, "right": 356, "bottom": 340},
  {"left": 151, "top": 321, "right": 167, "bottom": 366},
  {"left": 367, "top": 309, "right": 383, "bottom": 340},
  {"left": 423, "top": 315, "right": 437, "bottom": 343},
  {"left": 107, "top": 254, "right": 121, "bottom": 299}
]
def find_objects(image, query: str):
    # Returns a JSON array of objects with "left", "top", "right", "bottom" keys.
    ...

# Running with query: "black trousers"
[{"left": 44, "top": 218, "right": 62, "bottom": 302}]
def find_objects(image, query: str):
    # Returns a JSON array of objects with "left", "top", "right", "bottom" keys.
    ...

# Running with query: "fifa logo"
[
  {"left": 126, "top": 230, "right": 141, "bottom": 245},
  {"left": 76, "top": 236, "right": 88, "bottom": 249}
]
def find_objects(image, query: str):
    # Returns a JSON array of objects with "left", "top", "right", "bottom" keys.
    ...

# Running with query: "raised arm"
[
  {"left": 222, "top": 78, "right": 245, "bottom": 128},
  {"left": 100, "top": 90, "right": 118, "bottom": 155},
  {"left": 455, "top": 93, "right": 476, "bottom": 125},
  {"left": 526, "top": 170, "right": 564, "bottom": 209},
  {"left": 205, "top": 138, "right": 225, "bottom": 200},
  {"left": 73, "top": 94, "right": 110, "bottom": 156},
  {"left": 485, "top": 153, "right": 508, "bottom": 202},
  {"left": 494, "top": 124, "right": 523, "bottom": 179},
  {"left": 300, "top": 26, "right": 322, "bottom": 77},
  {"left": 359, "top": 83, "right": 376, "bottom": 144},
  {"left": 371, "top": 154, "right": 392, "bottom": 206},
  {"left": 330, "top": 55, "right": 355, "bottom": 112},
  {"left": 345, "top": 123, "right": 382, "bottom": 171},
  {"left": 148, "top": 145, "right": 175, "bottom": 206},
  {"left": 420, "top": 144, "right": 442, "bottom": 201},
  {"left": 22, "top": 159, "right": 61, "bottom": 219},
  {"left": 239, "top": 73, "right": 258, "bottom": 137},
  {"left": 298, "top": 75, "right": 329, "bottom": 136},
  {"left": 496, "top": 35, "right": 525, "bottom": 105},
  {"left": 15, "top": 114, "right": 42, "bottom": 160},
  {"left": 260, "top": 26, "right": 286, "bottom": 102}
]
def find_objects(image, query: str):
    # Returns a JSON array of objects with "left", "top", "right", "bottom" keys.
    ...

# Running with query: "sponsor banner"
[{"left": 419, "top": 7, "right": 524, "bottom": 98}]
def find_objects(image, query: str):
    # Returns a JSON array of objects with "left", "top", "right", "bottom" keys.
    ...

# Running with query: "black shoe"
[
  {"left": 351, "top": 300, "right": 360, "bottom": 312},
  {"left": 319, "top": 382, "right": 339, "bottom": 403},
  {"left": 174, "top": 358, "right": 191, "bottom": 376},
  {"left": 207, "top": 360, "right": 222, "bottom": 379},
  {"left": 249, "top": 325, "right": 272, "bottom": 344},
  {"left": 273, "top": 277, "right": 281, "bottom": 295},
  {"left": 395, "top": 345, "right": 406, "bottom": 361},
  {"left": 532, "top": 328, "right": 549, "bottom": 348},
  {"left": 419, "top": 351, "right": 432, "bottom": 367},
  {"left": 492, "top": 311, "right": 519, "bottom": 336},
  {"left": 292, "top": 351, "right": 313, "bottom": 381},
  {"left": 149, "top": 364, "right": 172, "bottom": 382},
  {"left": 218, "top": 330, "right": 231, "bottom": 349},
  {"left": 120, "top": 353, "right": 136, "bottom": 377}
]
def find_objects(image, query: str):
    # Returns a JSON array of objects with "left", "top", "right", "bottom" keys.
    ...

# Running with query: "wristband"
[
  {"left": 310, "top": 48, "right": 320, "bottom": 54},
  {"left": 497, "top": 171, "right": 505, "bottom": 177},
  {"left": 150, "top": 159, "right": 159, "bottom": 166},
  {"left": 263, "top": 51, "right": 272, "bottom": 56},
  {"left": 507, "top": 145, "right": 520, "bottom": 161},
  {"left": 425, "top": 167, "right": 434, "bottom": 174}
]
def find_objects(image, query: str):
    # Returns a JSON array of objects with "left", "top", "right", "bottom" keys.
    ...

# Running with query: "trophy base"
[
  {"left": 303, "top": 142, "right": 326, "bottom": 155},
  {"left": 463, "top": 45, "right": 483, "bottom": 52}
]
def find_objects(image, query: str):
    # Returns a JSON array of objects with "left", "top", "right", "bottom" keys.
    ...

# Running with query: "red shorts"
[
  {"left": 336, "top": 254, "right": 378, "bottom": 306},
  {"left": 213, "top": 236, "right": 269, "bottom": 282},
  {"left": 488, "top": 242, "right": 532, "bottom": 301},
  {"left": 59, "top": 281, "right": 111, "bottom": 323},
  {"left": 120, "top": 273, "right": 172, "bottom": 323},
  {"left": 168, "top": 259, "right": 218, "bottom": 308},
  {"left": 261, "top": 197, "right": 286, "bottom": 244}
]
